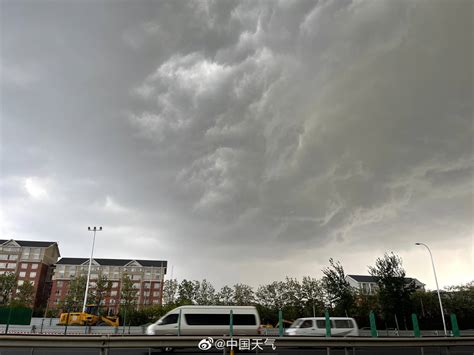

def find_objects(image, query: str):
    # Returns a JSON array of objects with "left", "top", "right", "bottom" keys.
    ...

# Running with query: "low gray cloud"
[{"left": 1, "top": 0, "right": 472, "bottom": 289}]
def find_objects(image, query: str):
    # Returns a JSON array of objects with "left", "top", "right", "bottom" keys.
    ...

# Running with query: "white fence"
[{"left": 30, "top": 317, "right": 60, "bottom": 326}]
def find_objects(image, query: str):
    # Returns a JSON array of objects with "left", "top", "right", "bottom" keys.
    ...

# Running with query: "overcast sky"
[{"left": 1, "top": 0, "right": 472, "bottom": 290}]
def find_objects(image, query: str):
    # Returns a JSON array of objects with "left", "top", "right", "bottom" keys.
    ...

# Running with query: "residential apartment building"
[
  {"left": 0, "top": 239, "right": 60, "bottom": 308},
  {"left": 48, "top": 257, "right": 167, "bottom": 314},
  {"left": 345, "top": 274, "right": 425, "bottom": 295}
]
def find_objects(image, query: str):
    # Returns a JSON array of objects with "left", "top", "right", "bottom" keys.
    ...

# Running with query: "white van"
[
  {"left": 146, "top": 305, "right": 261, "bottom": 336},
  {"left": 285, "top": 317, "right": 359, "bottom": 337}
]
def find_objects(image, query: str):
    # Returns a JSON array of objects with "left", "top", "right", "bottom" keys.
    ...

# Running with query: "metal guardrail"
[
  {"left": 0, "top": 324, "right": 146, "bottom": 335},
  {"left": 0, "top": 335, "right": 473, "bottom": 349},
  {"left": 3, "top": 324, "right": 474, "bottom": 337}
]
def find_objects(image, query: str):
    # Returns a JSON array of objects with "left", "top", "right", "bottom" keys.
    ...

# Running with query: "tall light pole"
[
  {"left": 83, "top": 226, "right": 102, "bottom": 313},
  {"left": 415, "top": 242, "right": 447, "bottom": 336}
]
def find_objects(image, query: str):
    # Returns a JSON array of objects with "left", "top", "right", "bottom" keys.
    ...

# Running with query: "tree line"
[
  {"left": 158, "top": 253, "right": 473, "bottom": 330},
  {"left": 0, "top": 272, "right": 139, "bottom": 321},
  {"left": 49, "top": 273, "right": 139, "bottom": 320},
  {"left": 2, "top": 252, "right": 472, "bottom": 329}
]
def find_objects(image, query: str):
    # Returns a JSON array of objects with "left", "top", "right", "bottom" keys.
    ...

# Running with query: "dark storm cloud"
[{"left": 1, "top": 0, "right": 472, "bottom": 288}]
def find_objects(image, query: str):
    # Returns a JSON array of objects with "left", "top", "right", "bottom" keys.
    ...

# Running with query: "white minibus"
[
  {"left": 285, "top": 317, "right": 359, "bottom": 337},
  {"left": 146, "top": 305, "right": 261, "bottom": 336}
]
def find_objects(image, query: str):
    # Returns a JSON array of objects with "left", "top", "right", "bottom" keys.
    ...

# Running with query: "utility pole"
[{"left": 83, "top": 226, "right": 102, "bottom": 313}]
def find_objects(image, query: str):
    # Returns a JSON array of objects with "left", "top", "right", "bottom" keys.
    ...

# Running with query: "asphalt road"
[{"left": 1, "top": 347, "right": 473, "bottom": 355}]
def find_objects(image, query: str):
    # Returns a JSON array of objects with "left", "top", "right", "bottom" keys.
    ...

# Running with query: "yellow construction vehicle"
[{"left": 58, "top": 305, "right": 119, "bottom": 327}]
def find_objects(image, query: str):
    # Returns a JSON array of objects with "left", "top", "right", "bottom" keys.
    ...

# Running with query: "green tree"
[
  {"left": 91, "top": 275, "right": 112, "bottom": 309},
  {"left": 301, "top": 276, "right": 325, "bottom": 317},
  {"left": 119, "top": 274, "right": 138, "bottom": 326},
  {"left": 282, "top": 277, "right": 302, "bottom": 307},
  {"left": 411, "top": 290, "right": 438, "bottom": 318},
  {"left": 353, "top": 290, "right": 380, "bottom": 327},
  {"left": 280, "top": 277, "right": 303, "bottom": 320},
  {"left": 368, "top": 253, "right": 416, "bottom": 329},
  {"left": 0, "top": 272, "right": 16, "bottom": 305},
  {"left": 120, "top": 274, "right": 138, "bottom": 312},
  {"left": 409, "top": 282, "right": 474, "bottom": 330},
  {"left": 217, "top": 285, "right": 234, "bottom": 305},
  {"left": 233, "top": 283, "right": 254, "bottom": 305},
  {"left": 443, "top": 281, "right": 474, "bottom": 330},
  {"left": 195, "top": 279, "right": 216, "bottom": 305},
  {"left": 177, "top": 279, "right": 197, "bottom": 305},
  {"left": 255, "top": 281, "right": 285, "bottom": 309},
  {"left": 162, "top": 279, "right": 179, "bottom": 305},
  {"left": 11, "top": 280, "right": 35, "bottom": 307},
  {"left": 62, "top": 275, "right": 86, "bottom": 311},
  {"left": 322, "top": 258, "right": 355, "bottom": 316}
]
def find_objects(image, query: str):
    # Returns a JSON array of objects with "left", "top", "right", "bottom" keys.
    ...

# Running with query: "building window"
[
  {"left": 31, "top": 264, "right": 38, "bottom": 270},
  {"left": 132, "top": 275, "right": 141, "bottom": 280},
  {"left": 31, "top": 248, "right": 41, "bottom": 260},
  {"left": 112, "top": 282, "right": 119, "bottom": 288},
  {"left": 19, "top": 272, "right": 26, "bottom": 277},
  {"left": 0, "top": 254, "right": 7, "bottom": 260},
  {"left": 17, "top": 280, "right": 24, "bottom": 286},
  {"left": 0, "top": 263, "right": 6, "bottom": 268},
  {"left": 2, "top": 246, "right": 20, "bottom": 253},
  {"left": 7, "top": 263, "right": 15, "bottom": 269},
  {"left": 29, "top": 272, "right": 37, "bottom": 278},
  {"left": 55, "top": 290, "right": 60, "bottom": 295},
  {"left": 21, "top": 263, "right": 28, "bottom": 269},
  {"left": 110, "top": 291, "right": 117, "bottom": 296},
  {"left": 153, "top": 291, "right": 160, "bottom": 297},
  {"left": 8, "top": 254, "right": 18, "bottom": 260},
  {"left": 21, "top": 248, "right": 30, "bottom": 259}
]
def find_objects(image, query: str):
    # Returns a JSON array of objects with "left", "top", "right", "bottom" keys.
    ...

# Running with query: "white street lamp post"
[
  {"left": 83, "top": 226, "right": 102, "bottom": 313},
  {"left": 415, "top": 242, "right": 447, "bottom": 336}
]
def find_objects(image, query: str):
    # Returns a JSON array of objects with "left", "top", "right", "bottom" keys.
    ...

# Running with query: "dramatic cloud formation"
[{"left": 1, "top": 0, "right": 472, "bottom": 288}]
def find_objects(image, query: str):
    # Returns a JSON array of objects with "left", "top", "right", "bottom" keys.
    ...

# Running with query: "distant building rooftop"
[
  {"left": 56, "top": 257, "right": 167, "bottom": 269},
  {"left": 0, "top": 239, "right": 57, "bottom": 248}
]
